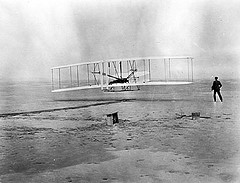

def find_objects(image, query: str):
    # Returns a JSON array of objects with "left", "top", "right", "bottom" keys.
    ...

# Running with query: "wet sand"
[{"left": 0, "top": 99, "right": 240, "bottom": 183}]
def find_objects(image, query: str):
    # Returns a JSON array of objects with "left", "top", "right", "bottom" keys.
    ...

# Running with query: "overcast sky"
[{"left": 0, "top": 0, "right": 239, "bottom": 81}]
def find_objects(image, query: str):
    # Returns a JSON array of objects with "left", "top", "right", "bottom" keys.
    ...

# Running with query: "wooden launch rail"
[{"left": 0, "top": 100, "right": 131, "bottom": 118}]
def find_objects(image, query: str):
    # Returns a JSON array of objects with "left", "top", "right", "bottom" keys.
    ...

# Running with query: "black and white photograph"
[{"left": 0, "top": 0, "right": 240, "bottom": 182}]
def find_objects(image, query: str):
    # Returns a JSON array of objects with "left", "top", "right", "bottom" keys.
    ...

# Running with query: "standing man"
[{"left": 211, "top": 77, "right": 223, "bottom": 102}]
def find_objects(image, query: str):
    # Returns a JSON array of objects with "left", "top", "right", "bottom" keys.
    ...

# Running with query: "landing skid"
[{"left": 103, "top": 85, "right": 140, "bottom": 92}]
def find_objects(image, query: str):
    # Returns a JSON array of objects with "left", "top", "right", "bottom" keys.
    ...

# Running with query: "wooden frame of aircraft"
[{"left": 51, "top": 56, "right": 193, "bottom": 93}]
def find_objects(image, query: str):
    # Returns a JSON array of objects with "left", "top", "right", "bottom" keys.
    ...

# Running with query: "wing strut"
[{"left": 148, "top": 59, "right": 151, "bottom": 81}]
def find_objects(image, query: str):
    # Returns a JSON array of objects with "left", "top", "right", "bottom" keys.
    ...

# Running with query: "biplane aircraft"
[{"left": 51, "top": 57, "right": 193, "bottom": 100}]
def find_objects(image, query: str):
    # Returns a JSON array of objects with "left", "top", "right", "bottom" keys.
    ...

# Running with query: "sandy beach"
[{"left": 0, "top": 94, "right": 240, "bottom": 183}]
